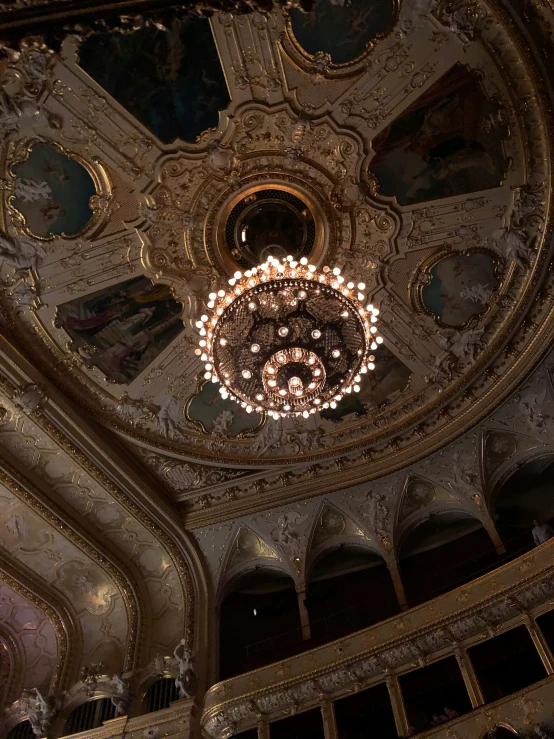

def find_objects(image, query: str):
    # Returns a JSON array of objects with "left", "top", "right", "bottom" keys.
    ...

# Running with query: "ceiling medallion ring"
[
  {"left": 282, "top": 0, "right": 400, "bottom": 75},
  {"left": 209, "top": 177, "right": 333, "bottom": 276},
  {"left": 196, "top": 255, "right": 382, "bottom": 418}
]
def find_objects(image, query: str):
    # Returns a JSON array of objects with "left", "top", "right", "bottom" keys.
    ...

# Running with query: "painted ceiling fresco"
[
  {"left": 0, "top": 0, "right": 551, "bottom": 528},
  {"left": 370, "top": 65, "right": 507, "bottom": 205},
  {"left": 78, "top": 18, "right": 230, "bottom": 144},
  {"left": 290, "top": 0, "right": 396, "bottom": 64},
  {"left": 11, "top": 143, "right": 96, "bottom": 237},
  {"left": 57, "top": 277, "right": 184, "bottom": 384}
]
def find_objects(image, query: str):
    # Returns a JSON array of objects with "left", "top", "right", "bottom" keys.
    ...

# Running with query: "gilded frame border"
[
  {"left": 281, "top": 0, "right": 400, "bottom": 78},
  {"left": 410, "top": 246, "right": 505, "bottom": 330},
  {"left": 184, "top": 374, "right": 266, "bottom": 439},
  {"left": 5, "top": 136, "right": 112, "bottom": 242}
]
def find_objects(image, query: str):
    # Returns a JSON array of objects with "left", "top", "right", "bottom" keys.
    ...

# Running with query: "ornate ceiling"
[{"left": 1, "top": 0, "right": 554, "bottom": 729}]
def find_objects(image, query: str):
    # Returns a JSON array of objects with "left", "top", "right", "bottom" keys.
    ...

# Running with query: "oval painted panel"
[
  {"left": 186, "top": 379, "right": 264, "bottom": 438},
  {"left": 290, "top": 0, "right": 395, "bottom": 65},
  {"left": 421, "top": 252, "right": 499, "bottom": 327},
  {"left": 12, "top": 143, "right": 96, "bottom": 237}
]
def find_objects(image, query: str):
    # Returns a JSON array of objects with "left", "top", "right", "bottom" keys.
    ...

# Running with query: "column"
[
  {"left": 258, "top": 722, "right": 270, "bottom": 739},
  {"left": 386, "top": 674, "right": 409, "bottom": 737},
  {"left": 525, "top": 616, "right": 554, "bottom": 674},
  {"left": 321, "top": 701, "right": 338, "bottom": 739},
  {"left": 455, "top": 647, "right": 484, "bottom": 708},
  {"left": 482, "top": 517, "right": 506, "bottom": 554},
  {"left": 387, "top": 560, "right": 408, "bottom": 611},
  {"left": 296, "top": 584, "right": 311, "bottom": 641}
]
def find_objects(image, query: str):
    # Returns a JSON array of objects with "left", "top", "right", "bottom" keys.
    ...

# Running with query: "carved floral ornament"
[{"left": 0, "top": 0, "right": 551, "bottom": 485}]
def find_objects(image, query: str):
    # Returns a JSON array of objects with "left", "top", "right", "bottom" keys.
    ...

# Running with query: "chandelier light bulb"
[{"left": 195, "top": 255, "right": 381, "bottom": 419}]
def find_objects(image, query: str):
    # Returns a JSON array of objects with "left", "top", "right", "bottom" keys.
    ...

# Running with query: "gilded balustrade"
[{"left": 202, "top": 540, "right": 554, "bottom": 738}]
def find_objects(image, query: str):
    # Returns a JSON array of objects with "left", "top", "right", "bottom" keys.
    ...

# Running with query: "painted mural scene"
[
  {"left": 290, "top": 0, "right": 396, "bottom": 63},
  {"left": 186, "top": 379, "right": 264, "bottom": 438},
  {"left": 11, "top": 142, "right": 96, "bottom": 237},
  {"left": 321, "top": 345, "right": 412, "bottom": 422},
  {"left": 421, "top": 251, "right": 499, "bottom": 327},
  {"left": 370, "top": 65, "right": 507, "bottom": 205},
  {"left": 57, "top": 277, "right": 184, "bottom": 384},
  {"left": 78, "top": 17, "right": 230, "bottom": 144}
]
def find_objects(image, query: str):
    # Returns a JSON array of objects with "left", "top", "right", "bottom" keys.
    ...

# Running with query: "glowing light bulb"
[
  {"left": 242, "top": 370, "right": 252, "bottom": 379},
  {"left": 220, "top": 338, "right": 227, "bottom": 346},
  {"left": 251, "top": 343, "right": 260, "bottom": 353},
  {"left": 278, "top": 327, "right": 289, "bottom": 337},
  {"left": 377, "top": 336, "right": 384, "bottom": 344},
  {"left": 332, "top": 349, "right": 340, "bottom": 358},
  {"left": 312, "top": 329, "right": 321, "bottom": 339}
]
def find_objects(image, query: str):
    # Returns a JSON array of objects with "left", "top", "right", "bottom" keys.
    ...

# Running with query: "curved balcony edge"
[{"left": 202, "top": 541, "right": 554, "bottom": 737}]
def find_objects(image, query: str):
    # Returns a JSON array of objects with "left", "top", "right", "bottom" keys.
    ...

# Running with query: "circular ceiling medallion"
[{"left": 214, "top": 184, "right": 327, "bottom": 274}]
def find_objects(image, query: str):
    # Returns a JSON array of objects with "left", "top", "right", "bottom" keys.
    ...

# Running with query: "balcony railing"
[{"left": 203, "top": 539, "right": 554, "bottom": 739}]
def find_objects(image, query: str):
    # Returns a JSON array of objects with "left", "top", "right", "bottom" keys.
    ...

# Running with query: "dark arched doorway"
[
  {"left": 399, "top": 512, "right": 497, "bottom": 604},
  {"left": 306, "top": 545, "right": 399, "bottom": 642},
  {"left": 494, "top": 456, "right": 554, "bottom": 552},
  {"left": 219, "top": 567, "right": 300, "bottom": 679}
]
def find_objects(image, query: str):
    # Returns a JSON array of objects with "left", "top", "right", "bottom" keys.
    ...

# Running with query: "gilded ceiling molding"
[
  {"left": 0, "top": 555, "right": 75, "bottom": 693},
  {"left": 0, "top": 461, "right": 142, "bottom": 673},
  {"left": 1, "top": 0, "right": 550, "bottom": 478},
  {"left": 0, "top": 337, "right": 201, "bottom": 652},
  {"left": 0, "top": 628, "right": 23, "bottom": 708},
  {"left": 0, "top": 0, "right": 314, "bottom": 53}
]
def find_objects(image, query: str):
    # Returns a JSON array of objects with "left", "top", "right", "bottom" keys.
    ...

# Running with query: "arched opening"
[
  {"left": 7, "top": 721, "right": 34, "bottom": 739},
  {"left": 399, "top": 512, "right": 498, "bottom": 604},
  {"left": 306, "top": 544, "right": 399, "bottom": 643},
  {"left": 219, "top": 567, "right": 300, "bottom": 679},
  {"left": 63, "top": 697, "right": 116, "bottom": 735},
  {"left": 494, "top": 456, "right": 554, "bottom": 552},
  {"left": 143, "top": 677, "right": 178, "bottom": 713},
  {"left": 483, "top": 728, "right": 520, "bottom": 738}
]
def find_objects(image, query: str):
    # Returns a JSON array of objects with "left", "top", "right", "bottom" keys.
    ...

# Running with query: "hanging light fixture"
[{"left": 195, "top": 255, "right": 382, "bottom": 419}]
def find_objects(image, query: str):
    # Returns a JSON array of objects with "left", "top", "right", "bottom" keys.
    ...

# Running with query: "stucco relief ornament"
[
  {"left": 488, "top": 227, "right": 535, "bottom": 272},
  {"left": 110, "top": 673, "right": 133, "bottom": 716},
  {"left": 0, "top": 232, "right": 45, "bottom": 272},
  {"left": 439, "top": 452, "right": 478, "bottom": 498},
  {"left": 14, "top": 384, "right": 47, "bottom": 413},
  {"left": 156, "top": 396, "right": 184, "bottom": 439},
  {"left": 361, "top": 491, "right": 389, "bottom": 540},
  {"left": 80, "top": 663, "right": 106, "bottom": 697},
  {"left": 174, "top": 640, "right": 197, "bottom": 700},
  {"left": 518, "top": 388, "right": 549, "bottom": 434},
  {"left": 398, "top": 0, "right": 437, "bottom": 34},
  {"left": 432, "top": 327, "right": 485, "bottom": 382},
  {"left": 19, "top": 689, "right": 58, "bottom": 737},
  {"left": 271, "top": 510, "right": 309, "bottom": 558}
]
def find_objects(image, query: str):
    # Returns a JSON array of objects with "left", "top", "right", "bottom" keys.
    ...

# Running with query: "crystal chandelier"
[{"left": 195, "top": 256, "right": 382, "bottom": 419}]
